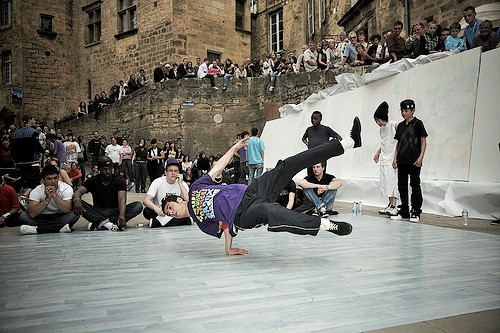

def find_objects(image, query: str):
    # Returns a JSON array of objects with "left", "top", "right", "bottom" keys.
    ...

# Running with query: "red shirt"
[{"left": 0, "top": 184, "right": 20, "bottom": 214}]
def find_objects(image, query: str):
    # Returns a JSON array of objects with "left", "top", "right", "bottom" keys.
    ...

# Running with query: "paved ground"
[{"left": 1, "top": 192, "right": 498, "bottom": 332}]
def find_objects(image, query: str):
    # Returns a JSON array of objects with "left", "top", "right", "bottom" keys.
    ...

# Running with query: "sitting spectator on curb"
[
  {"left": 136, "top": 69, "right": 148, "bottom": 88},
  {"left": 19, "top": 165, "right": 79, "bottom": 235},
  {"left": 73, "top": 156, "right": 143, "bottom": 231},
  {"left": 197, "top": 58, "right": 218, "bottom": 89},
  {"left": 143, "top": 158, "right": 191, "bottom": 228},
  {"left": 298, "top": 162, "right": 341, "bottom": 217}
]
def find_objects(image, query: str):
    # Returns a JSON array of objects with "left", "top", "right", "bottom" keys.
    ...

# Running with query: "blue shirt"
[
  {"left": 464, "top": 19, "right": 482, "bottom": 49},
  {"left": 343, "top": 43, "right": 357, "bottom": 64},
  {"left": 246, "top": 136, "right": 265, "bottom": 164},
  {"left": 444, "top": 36, "right": 466, "bottom": 52}
]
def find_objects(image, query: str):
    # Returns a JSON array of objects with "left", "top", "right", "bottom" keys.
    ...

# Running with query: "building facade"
[{"left": 0, "top": 0, "right": 497, "bottom": 127}]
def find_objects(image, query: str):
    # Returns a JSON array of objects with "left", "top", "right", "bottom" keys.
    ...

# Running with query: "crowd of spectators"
[{"left": 72, "top": 5, "right": 498, "bottom": 119}]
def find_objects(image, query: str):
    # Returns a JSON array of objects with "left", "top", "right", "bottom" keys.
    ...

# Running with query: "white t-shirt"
[
  {"left": 147, "top": 177, "right": 189, "bottom": 207},
  {"left": 379, "top": 121, "right": 398, "bottom": 165},
  {"left": 197, "top": 62, "right": 208, "bottom": 78},
  {"left": 64, "top": 141, "right": 81, "bottom": 163},
  {"left": 105, "top": 144, "right": 122, "bottom": 163},
  {"left": 29, "top": 181, "right": 73, "bottom": 214}
]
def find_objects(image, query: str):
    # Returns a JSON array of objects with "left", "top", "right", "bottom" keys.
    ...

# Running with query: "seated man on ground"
[
  {"left": 143, "top": 158, "right": 191, "bottom": 228},
  {"left": 298, "top": 162, "right": 341, "bottom": 217},
  {"left": 72, "top": 156, "right": 143, "bottom": 231},
  {"left": 0, "top": 171, "right": 21, "bottom": 228},
  {"left": 162, "top": 117, "right": 362, "bottom": 255},
  {"left": 19, "top": 165, "right": 79, "bottom": 235}
]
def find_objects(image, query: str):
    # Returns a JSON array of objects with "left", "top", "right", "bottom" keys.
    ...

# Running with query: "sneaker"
[
  {"left": 390, "top": 212, "right": 410, "bottom": 220},
  {"left": 101, "top": 223, "right": 119, "bottom": 232},
  {"left": 409, "top": 214, "right": 420, "bottom": 223},
  {"left": 350, "top": 116, "right": 362, "bottom": 148},
  {"left": 59, "top": 224, "right": 72, "bottom": 233},
  {"left": 20, "top": 225, "right": 38, "bottom": 235},
  {"left": 269, "top": 86, "right": 274, "bottom": 92},
  {"left": 18, "top": 195, "right": 29, "bottom": 211},
  {"left": 321, "top": 209, "right": 339, "bottom": 217},
  {"left": 87, "top": 222, "right": 95, "bottom": 231},
  {"left": 378, "top": 205, "right": 391, "bottom": 214},
  {"left": 327, "top": 221, "right": 352, "bottom": 236},
  {"left": 491, "top": 220, "right": 500, "bottom": 225},
  {"left": 318, "top": 205, "right": 327, "bottom": 215},
  {"left": 212, "top": 86, "right": 219, "bottom": 90},
  {"left": 141, "top": 189, "right": 147, "bottom": 193},
  {"left": 222, "top": 86, "right": 227, "bottom": 90},
  {"left": 386, "top": 206, "right": 398, "bottom": 216}
]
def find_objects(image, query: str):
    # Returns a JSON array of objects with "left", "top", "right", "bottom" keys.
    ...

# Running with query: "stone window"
[
  {"left": 269, "top": 9, "right": 283, "bottom": 53},
  {"left": 85, "top": 5, "right": 101, "bottom": 45},
  {"left": 2, "top": 50, "right": 12, "bottom": 84},
  {"left": 319, "top": 0, "right": 326, "bottom": 26},
  {"left": 117, "top": 0, "right": 137, "bottom": 34},
  {"left": 307, "top": 0, "right": 314, "bottom": 37},
  {"left": 207, "top": 51, "right": 221, "bottom": 64},
  {"left": 0, "top": 0, "right": 12, "bottom": 27},
  {"left": 40, "top": 14, "right": 53, "bottom": 33},
  {"left": 235, "top": 0, "right": 245, "bottom": 30}
]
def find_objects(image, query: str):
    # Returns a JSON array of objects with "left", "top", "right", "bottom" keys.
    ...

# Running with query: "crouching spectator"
[
  {"left": 0, "top": 172, "right": 21, "bottom": 228},
  {"left": 19, "top": 165, "right": 79, "bottom": 235}
]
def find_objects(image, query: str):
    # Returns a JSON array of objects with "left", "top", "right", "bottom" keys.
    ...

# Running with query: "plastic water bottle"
[
  {"left": 358, "top": 201, "right": 364, "bottom": 216},
  {"left": 352, "top": 202, "right": 357, "bottom": 216},
  {"left": 462, "top": 209, "right": 468, "bottom": 226}
]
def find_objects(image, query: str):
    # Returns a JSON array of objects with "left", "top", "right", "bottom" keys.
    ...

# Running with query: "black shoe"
[
  {"left": 327, "top": 221, "right": 352, "bottom": 236},
  {"left": 491, "top": 220, "right": 500, "bottom": 225},
  {"left": 321, "top": 209, "right": 339, "bottom": 217},
  {"left": 141, "top": 189, "right": 147, "bottom": 193},
  {"left": 350, "top": 116, "right": 362, "bottom": 148}
]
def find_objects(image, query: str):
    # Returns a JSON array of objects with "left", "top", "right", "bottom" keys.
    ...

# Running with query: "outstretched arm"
[
  {"left": 209, "top": 138, "right": 248, "bottom": 181},
  {"left": 223, "top": 227, "right": 248, "bottom": 255}
]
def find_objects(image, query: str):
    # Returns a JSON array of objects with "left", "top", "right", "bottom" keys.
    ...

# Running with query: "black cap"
[
  {"left": 97, "top": 156, "right": 113, "bottom": 168},
  {"left": 374, "top": 101, "right": 389, "bottom": 121},
  {"left": 400, "top": 99, "right": 415, "bottom": 110}
]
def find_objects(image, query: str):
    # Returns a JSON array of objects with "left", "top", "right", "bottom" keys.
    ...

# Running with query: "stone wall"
[{"left": 58, "top": 66, "right": 370, "bottom": 158}]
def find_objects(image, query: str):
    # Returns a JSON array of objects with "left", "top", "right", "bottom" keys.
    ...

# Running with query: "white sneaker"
[
  {"left": 378, "top": 205, "right": 391, "bottom": 214},
  {"left": 59, "top": 224, "right": 72, "bottom": 233},
  {"left": 387, "top": 206, "right": 399, "bottom": 216},
  {"left": 212, "top": 86, "right": 219, "bottom": 90},
  {"left": 102, "top": 222, "right": 118, "bottom": 231},
  {"left": 269, "top": 86, "right": 274, "bottom": 92},
  {"left": 409, "top": 214, "right": 420, "bottom": 223},
  {"left": 20, "top": 225, "right": 38, "bottom": 235},
  {"left": 87, "top": 222, "right": 94, "bottom": 231}
]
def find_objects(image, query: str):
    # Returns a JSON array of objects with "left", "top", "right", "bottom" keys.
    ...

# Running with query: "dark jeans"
[
  {"left": 147, "top": 162, "right": 163, "bottom": 184},
  {"left": 204, "top": 75, "right": 216, "bottom": 87},
  {"left": 134, "top": 161, "right": 147, "bottom": 191},
  {"left": 19, "top": 211, "right": 79, "bottom": 233},
  {"left": 91, "top": 154, "right": 99, "bottom": 167},
  {"left": 239, "top": 162, "right": 249, "bottom": 184},
  {"left": 1, "top": 213, "right": 21, "bottom": 227},
  {"left": 121, "top": 159, "right": 134, "bottom": 182},
  {"left": 235, "top": 139, "right": 345, "bottom": 236},
  {"left": 18, "top": 164, "right": 40, "bottom": 190},
  {"left": 81, "top": 200, "right": 143, "bottom": 229},
  {"left": 143, "top": 207, "right": 191, "bottom": 227},
  {"left": 397, "top": 164, "right": 423, "bottom": 214}
]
